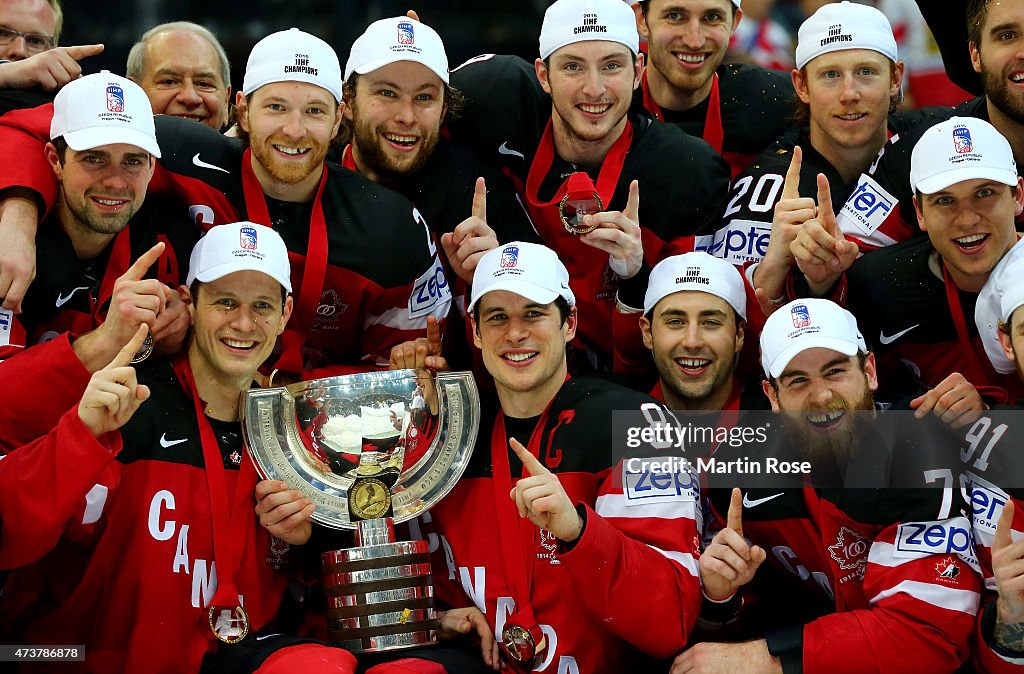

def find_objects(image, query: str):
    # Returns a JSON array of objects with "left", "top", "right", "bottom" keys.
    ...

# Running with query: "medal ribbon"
[
  {"left": 524, "top": 117, "right": 633, "bottom": 212},
  {"left": 240, "top": 149, "right": 329, "bottom": 377},
  {"left": 488, "top": 378, "right": 570, "bottom": 664},
  {"left": 340, "top": 144, "right": 358, "bottom": 172},
  {"left": 172, "top": 354, "right": 258, "bottom": 619},
  {"left": 942, "top": 263, "right": 1006, "bottom": 400},
  {"left": 641, "top": 70, "right": 724, "bottom": 155}
]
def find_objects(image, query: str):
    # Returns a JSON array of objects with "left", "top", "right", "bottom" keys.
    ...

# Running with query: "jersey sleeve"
[
  {"left": 555, "top": 457, "right": 703, "bottom": 659},
  {"left": 0, "top": 406, "right": 121, "bottom": 569},
  {"left": 0, "top": 102, "right": 59, "bottom": 212},
  {"left": 799, "top": 511, "right": 980, "bottom": 673},
  {"left": 0, "top": 332, "right": 91, "bottom": 452}
]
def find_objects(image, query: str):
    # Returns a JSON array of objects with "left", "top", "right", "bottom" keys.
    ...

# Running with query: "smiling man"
[
  {"left": 674, "top": 298, "right": 980, "bottom": 674},
  {"left": 0, "top": 71, "right": 195, "bottom": 450},
  {"left": 126, "top": 21, "right": 232, "bottom": 131},
  {"left": 0, "top": 27, "right": 451, "bottom": 381},
  {"left": 630, "top": 0, "right": 795, "bottom": 177},
  {"left": 448, "top": 0, "right": 729, "bottom": 372},
  {"left": 793, "top": 116, "right": 1024, "bottom": 406},
  {"left": 417, "top": 241, "right": 702, "bottom": 673}
]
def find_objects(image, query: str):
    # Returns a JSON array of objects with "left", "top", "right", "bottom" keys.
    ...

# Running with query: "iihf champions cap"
[
  {"left": 795, "top": 1, "right": 897, "bottom": 70},
  {"left": 910, "top": 117, "right": 1018, "bottom": 195},
  {"left": 760, "top": 299, "right": 866, "bottom": 379},
  {"left": 50, "top": 71, "right": 160, "bottom": 158},
  {"left": 188, "top": 222, "right": 293, "bottom": 293},
  {"left": 540, "top": 0, "right": 640, "bottom": 60},
  {"left": 644, "top": 252, "right": 747, "bottom": 319},
  {"left": 242, "top": 28, "right": 343, "bottom": 102},
  {"left": 469, "top": 242, "right": 576, "bottom": 312},
  {"left": 346, "top": 17, "right": 449, "bottom": 85}
]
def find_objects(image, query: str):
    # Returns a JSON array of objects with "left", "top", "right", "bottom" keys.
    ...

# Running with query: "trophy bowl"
[{"left": 241, "top": 369, "right": 480, "bottom": 653}]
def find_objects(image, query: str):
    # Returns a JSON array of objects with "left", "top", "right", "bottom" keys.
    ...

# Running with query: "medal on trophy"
[
  {"left": 559, "top": 172, "right": 603, "bottom": 235},
  {"left": 242, "top": 369, "right": 479, "bottom": 654}
]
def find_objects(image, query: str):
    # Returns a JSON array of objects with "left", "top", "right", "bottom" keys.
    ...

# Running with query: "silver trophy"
[{"left": 241, "top": 370, "right": 479, "bottom": 654}]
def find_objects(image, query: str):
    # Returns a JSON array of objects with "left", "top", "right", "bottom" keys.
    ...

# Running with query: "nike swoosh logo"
[
  {"left": 498, "top": 142, "right": 524, "bottom": 159},
  {"left": 742, "top": 493, "right": 784, "bottom": 508},
  {"left": 255, "top": 633, "right": 281, "bottom": 642},
  {"left": 55, "top": 286, "right": 89, "bottom": 308},
  {"left": 159, "top": 433, "right": 188, "bottom": 448},
  {"left": 878, "top": 324, "right": 919, "bottom": 345},
  {"left": 192, "top": 153, "right": 230, "bottom": 174}
]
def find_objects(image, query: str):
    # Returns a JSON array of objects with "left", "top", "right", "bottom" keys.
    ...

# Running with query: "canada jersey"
[
  {"left": 958, "top": 405, "right": 1024, "bottom": 672},
  {"left": 428, "top": 377, "right": 702, "bottom": 672},
  {"left": 706, "top": 419, "right": 981, "bottom": 673},
  {"left": 0, "top": 360, "right": 291, "bottom": 673},
  {"left": 449, "top": 54, "right": 729, "bottom": 369},
  {"left": 632, "top": 62, "right": 795, "bottom": 178},
  {"left": 843, "top": 236, "right": 1024, "bottom": 402}
]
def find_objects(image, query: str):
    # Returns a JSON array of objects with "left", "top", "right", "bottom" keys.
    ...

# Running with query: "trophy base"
[{"left": 322, "top": 519, "right": 439, "bottom": 655}]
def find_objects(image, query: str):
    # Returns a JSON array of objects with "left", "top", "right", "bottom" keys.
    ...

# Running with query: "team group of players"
[{"left": 0, "top": 0, "right": 1021, "bottom": 671}]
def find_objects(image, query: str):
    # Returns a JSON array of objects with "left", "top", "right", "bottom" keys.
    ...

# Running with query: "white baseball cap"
[
  {"left": 50, "top": 71, "right": 160, "bottom": 158},
  {"left": 345, "top": 17, "right": 449, "bottom": 85},
  {"left": 975, "top": 237, "right": 1024, "bottom": 373},
  {"left": 540, "top": 0, "right": 640, "bottom": 60},
  {"left": 760, "top": 298, "right": 866, "bottom": 379},
  {"left": 644, "top": 252, "right": 747, "bottom": 319},
  {"left": 187, "top": 222, "right": 293, "bottom": 293},
  {"left": 627, "top": 0, "right": 740, "bottom": 7},
  {"left": 910, "top": 117, "right": 1018, "bottom": 195},
  {"left": 469, "top": 242, "right": 576, "bottom": 312},
  {"left": 795, "top": 1, "right": 897, "bottom": 70},
  {"left": 242, "top": 28, "right": 343, "bottom": 102}
]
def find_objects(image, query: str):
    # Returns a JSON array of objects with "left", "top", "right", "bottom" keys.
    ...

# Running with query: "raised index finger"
[
  {"left": 124, "top": 241, "right": 165, "bottom": 283},
  {"left": 995, "top": 499, "right": 1016, "bottom": 552},
  {"left": 782, "top": 146, "right": 803, "bottom": 201},
  {"left": 727, "top": 487, "right": 744, "bottom": 537},
  {"left": 426, "top": 315, "right": 442, "bottom": 352},
  {"left": 816, "top": 173, "right": 838, "bottom": 234},
  {"left": 623, "top": 179, "right": 640, "bottom": 223},
  {"left": 471, "top": 177, "right": 487, "bottom": 223},
  {"left": 510, "top": 437, "right": 549, "bottom": 476},
  {"left": 109, "top": 324, "right": 149, "bottom": 369}
]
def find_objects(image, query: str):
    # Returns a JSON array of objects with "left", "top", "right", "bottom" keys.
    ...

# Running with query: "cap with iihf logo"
[
  {"left": 345, "top": 17, "right": 449, "bottom": 85},
  {"left": 187, "top": 222, "right": 293, "bottom": 293},
  {"left": 643, "top": 252, "right": 747, "bottom": 319},
  {"left": 760, "top": 298, "right": 866, "bottom": 378},
  {"left": 468, "top": 242, "right": 576, "bottom": 311},
  {"left": 794, "top": 1, "right": 897, "bottom": 70},
  {"left": 910, "top": 117, "right": 1018, "bottom": 195},
  {"left": 50, "top": 70, "right": 160, "bottom": 158},
  {"left": 539, "top": 0, "right": 639, "bottom": 60},
  {"left": 242, "top": 27, "right": 343, "bottom": 102}
]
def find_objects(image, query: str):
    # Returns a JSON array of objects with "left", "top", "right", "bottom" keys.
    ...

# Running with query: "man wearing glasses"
[{"left": 0, "top": 0, "right": 102, "bottom": 92}]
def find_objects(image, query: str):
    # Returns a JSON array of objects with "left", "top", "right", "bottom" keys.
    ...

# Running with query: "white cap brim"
[
  {"left": 63, "top": 126, "right": 161, "bottom": 158},
  {"left": 192, "top": 261, "right": 292, "bottom": 294},
  {"left": 916, "top": 167, "right": 1019, "bottom": 195},
  {"left": 766, "top": 337, "right": 860, "bottom": 379},
  {"left": 352, "top": 57, "right": 448, "bottom": 84},
  {"left": 468, "top": 280, "right": 560, "bottom": 313}
]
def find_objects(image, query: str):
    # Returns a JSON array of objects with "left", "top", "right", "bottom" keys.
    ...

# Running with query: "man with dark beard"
[
  {"left": 830, "top": 0, "right": 1024, "bottom": 248},
  {"left": 672, "top": 298, "right": 980, "bottom": 674},
  {"left": 338, "top": 16, "right": 532, "bottom": 268},
  {"left": 0, "top": 28, "right": 451, "bottom": 381}
]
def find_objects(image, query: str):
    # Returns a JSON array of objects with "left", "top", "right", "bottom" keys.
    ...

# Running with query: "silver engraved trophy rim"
[{"left": 240, "top": 369, "right": 479, "bottom": 530}]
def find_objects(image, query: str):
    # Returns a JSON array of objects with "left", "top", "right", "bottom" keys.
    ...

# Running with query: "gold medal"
[
  {"left": 349, "top": 477, "right": 392, "bottom": 520},
  {"left": 208, "top": 604, "right": 249, "bottom": 644},
  {"left": 501, "top": 623, "right": 541, "bottom": 666},
  {"left": 559, "top": 192, "right": 603, "bottom": 235}
]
